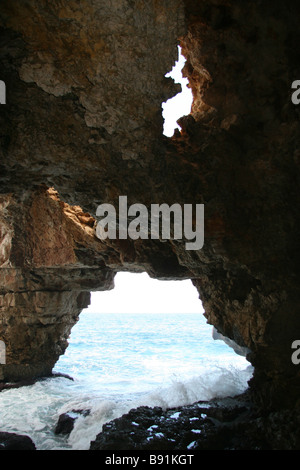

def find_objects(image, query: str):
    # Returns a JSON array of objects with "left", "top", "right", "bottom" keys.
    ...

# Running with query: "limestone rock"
[{"left": 0, "top": 0, "right": 299, "bottom": 418}]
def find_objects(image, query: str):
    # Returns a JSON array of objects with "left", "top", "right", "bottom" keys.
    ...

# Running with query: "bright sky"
[
  {"left": 88, "top": 48, "right": 197, "bottom": 315},
  {"left": 162, "top": 46, "right": 193, "bottom": 137},
  {"left": 88, "top": 272, "right": 204, "bottom": 314}
]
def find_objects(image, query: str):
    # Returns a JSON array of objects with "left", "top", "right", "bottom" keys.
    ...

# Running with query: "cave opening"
[
  {"left": 55, "top": 272, "right": 252, "bottom": 407},
  {"left": 162, "top": 46, "right": 193, "bottom": 137}
]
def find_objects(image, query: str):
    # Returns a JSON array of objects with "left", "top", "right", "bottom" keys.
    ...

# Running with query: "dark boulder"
[
  {"left": 0, "top": 432, "right": 36, "bottom": 450},
  {"left": 55, "top": 409, "right": 90, "bottom": 436}
]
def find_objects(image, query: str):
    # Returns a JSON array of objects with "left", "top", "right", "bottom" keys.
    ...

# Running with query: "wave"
[{"left": 64, "top": 364, "right": 253, "bottom": 450}]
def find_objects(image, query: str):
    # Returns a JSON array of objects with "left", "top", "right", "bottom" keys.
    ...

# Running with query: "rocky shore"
[
  {"left": 1, "top": 390, "right": 300, "bottom": 450},
  {"left": 89, "top": 393, "right": 300, "bottom": 451}
]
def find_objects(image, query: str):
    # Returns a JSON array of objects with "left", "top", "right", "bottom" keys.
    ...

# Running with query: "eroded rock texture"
[
  {"left": 89, "top": 397, "right": 300, "bottom": 451},
  {"left": 0, "top": 0, "right": 299, "bottom": 419}
]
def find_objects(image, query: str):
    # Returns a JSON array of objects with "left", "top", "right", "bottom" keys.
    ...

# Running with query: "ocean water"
[{"left": 0, "top": 311, "right": 253, "bottom": 450}]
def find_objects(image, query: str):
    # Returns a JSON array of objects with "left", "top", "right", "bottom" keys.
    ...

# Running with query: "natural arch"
[{"left": 0, "top": 0, "right": 299, "bottom": 427}]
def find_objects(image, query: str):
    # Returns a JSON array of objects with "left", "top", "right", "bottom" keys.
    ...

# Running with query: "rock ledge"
[{"left": 90, "top": 394, "right": 300, "bottom": 450}]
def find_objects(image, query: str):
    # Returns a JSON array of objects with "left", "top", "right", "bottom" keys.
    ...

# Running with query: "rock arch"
[{"left": 0, "top": 0, "right": 299, "bottom": 415}]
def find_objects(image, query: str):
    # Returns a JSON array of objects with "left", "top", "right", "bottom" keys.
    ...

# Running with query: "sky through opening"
[
  {"left": 162, "top": 46, "right": 193, "bottom": 137},
  {"left": 87, "top": 272, "right": 204, "bottom": 315}
]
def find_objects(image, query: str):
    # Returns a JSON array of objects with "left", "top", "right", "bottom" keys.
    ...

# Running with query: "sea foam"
[{"left": 0, "top": 312, "right": 253, "bottom": 450}]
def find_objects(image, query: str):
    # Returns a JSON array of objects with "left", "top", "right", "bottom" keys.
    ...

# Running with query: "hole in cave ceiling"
[{"left": 162, "top": 46, "right": 193, "bottom": 137}]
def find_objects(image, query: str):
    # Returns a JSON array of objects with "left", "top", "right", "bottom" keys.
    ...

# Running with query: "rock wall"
[
  {"left": 0, "top": 0, "right": 299, "bottom": 412},
  {"left": 0, "top": 188, "right": 114, "bottom": 381}
]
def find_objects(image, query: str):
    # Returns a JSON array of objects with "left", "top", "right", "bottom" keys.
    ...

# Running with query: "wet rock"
[
  {"left": 0, "top": 432, "right": 36, "bottom": 450},
  {"left": 0, "top": 379, "right": 36, "bottom": 392},
  {"left": 55, "top": 409, "right": 90, "bottom": 436},
  {"left": 0, "top": 372, "right": 73, "bottom": 393},
  {"left": 90, "top": 397, "right": 252, "bottom": 450},
  {"left": 90, "top": 395, "right": 300, "bottom": 450}
]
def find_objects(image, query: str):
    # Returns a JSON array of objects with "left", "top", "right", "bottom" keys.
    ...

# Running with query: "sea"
[{"left": 0, "top": 310, "right": 253, "bottom": 450}]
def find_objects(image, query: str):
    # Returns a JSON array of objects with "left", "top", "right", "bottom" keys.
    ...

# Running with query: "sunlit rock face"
[
  {"left": 0, "top": 0, "right": 300, "bottom": 414},
  {"left": 0, "top": 188, "right": 114, "bottom": 381}
]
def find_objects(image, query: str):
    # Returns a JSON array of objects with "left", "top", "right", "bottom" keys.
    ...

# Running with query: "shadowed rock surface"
[
  {"left": 90, "top": 394, "right": 300, "bottom": 450},
  {"left": 55, "top": 409, "right": 90, "bottom": 436},
  {"left": 0, "top": 0, "right": 300, "bottom": 449},
  {"left": 212, "top": 327, "right": 251, "bottom": 357},
  {"left": 0, "top": 432, "right": 36, "bottom": 450}
]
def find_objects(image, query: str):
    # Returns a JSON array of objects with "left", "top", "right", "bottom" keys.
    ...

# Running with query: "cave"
[{"left": 0, "top": 0, "right": 300, "bottom": 450}]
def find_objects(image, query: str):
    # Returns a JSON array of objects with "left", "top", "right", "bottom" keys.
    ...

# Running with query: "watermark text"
[
  {"left": 104, "top": 453, "right": 194, "bottom": 467},
  {"left": 291, "top": 80, "right": 300, "bottom": 105},
  {"left": 0, "top": 80, "right": 6, "bottom": 105},
  {"left": 96, "top": 197, "right": 204, "bottom": 251},
  {"left": 291, "top": 340, "right": 300, "bottom": 365},
  {"left": 0, "top": 340, "right": 6, "bottom": 365}
]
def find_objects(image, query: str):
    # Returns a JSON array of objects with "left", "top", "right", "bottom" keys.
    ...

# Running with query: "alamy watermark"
[
  {"left": 0, "top": 341, "right": 6, "bottom": 365},
  {"left": 0, "top": 80, "right": 6, "bottom": 105},
  {"left": 291, "top": 80, "right": 300, "bottom": 105},
  {"left": 291, "top": 340, "right": 300, "bottom": 365},
  {"left": 95, "top": 196, "right": 204, "bottom": 251}
]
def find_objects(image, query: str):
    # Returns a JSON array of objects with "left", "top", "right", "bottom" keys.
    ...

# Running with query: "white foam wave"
[
  {"left": 142, "top": 365, "right": 253, "bottom": 409},
  {"left": 0, "top": 311, "right": 254, "bottom": 450},
  {"left": 65, "top": 364, "right": 253, "bottom": 450}
]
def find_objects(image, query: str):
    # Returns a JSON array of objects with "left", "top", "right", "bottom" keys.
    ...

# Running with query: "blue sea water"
[{"left": 0, "top": 310, "right": 253, "bottom": 450}]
